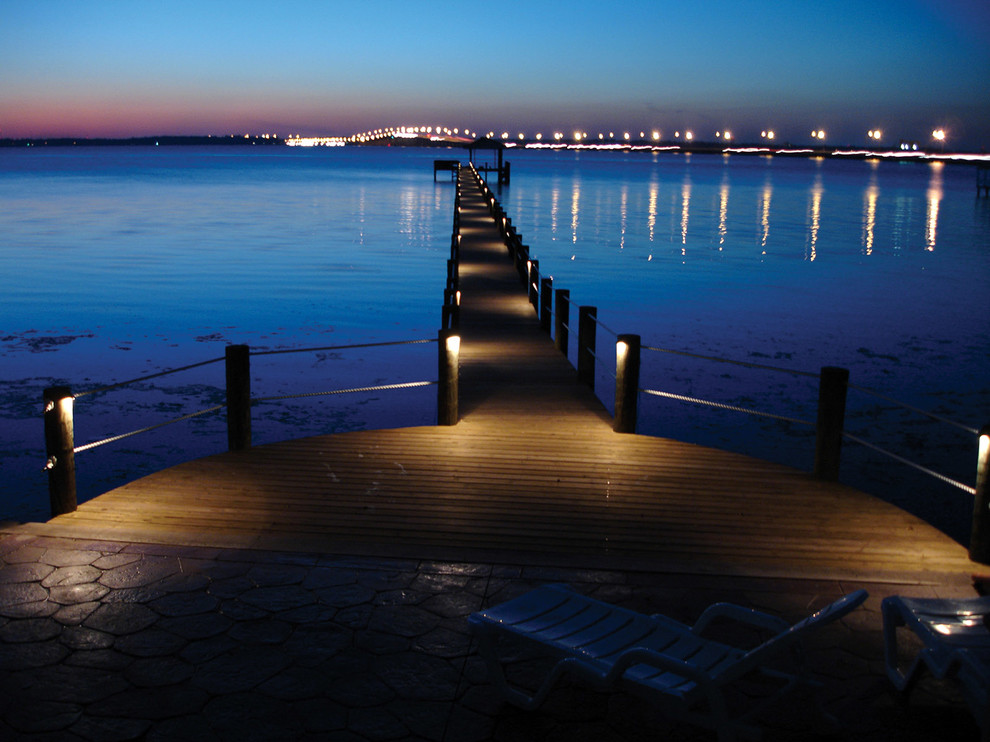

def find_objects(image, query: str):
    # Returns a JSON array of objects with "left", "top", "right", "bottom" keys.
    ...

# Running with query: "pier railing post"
[
  {"left": 578, "top": 306, "right": 597, "bottom": 390},
  {"left": 969, "top": 425, "right": 990, "bottom": 563},
  {"left": 554, "top": 289, "right": 570, "bottom": 355},
  {"left": 438, "top": 329, "right": 460, "bottom": 425},
  {"left": 814, "top": 366, "right": 849, "bottom": 481},
  {"left": 540, "top": 277, "right": 553, "bottom": 333},
  {"left": 528, "top": 259, "right": 539, "bottom": 308},
  {"left": 614, "top": 335, "right": 641, "bottom": 434},
  {"left": 226, "top": 344, "right": 251, "bottom": 451},
  {"left": 515, "top": 244, "right": 528, "bottom": 278},
  {"left": 44, "top": 386, "right": 77, "bottom": 516},
  {"left": 447, "top": 258, "right": 459, "bottom": 292}
]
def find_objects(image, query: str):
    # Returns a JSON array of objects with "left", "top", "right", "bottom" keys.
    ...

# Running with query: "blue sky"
[{"left": 2, "top": 0, "right": 988, "bottom": 148}]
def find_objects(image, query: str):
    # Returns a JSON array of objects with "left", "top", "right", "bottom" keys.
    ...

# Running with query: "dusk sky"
[{"left": 2, "top": 0, "right": 989, "bottom": 148}]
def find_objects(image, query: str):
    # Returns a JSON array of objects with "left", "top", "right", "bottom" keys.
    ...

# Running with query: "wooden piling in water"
[
  {"left": 578, "top": 306, "right": 597, "bottom": 390},
  {"left": 438, "top": 329, "right": 459, "bottom": 425},
  {"left": 614, "top": 335, "right": 641, "bottom": 434},
  {"left": 226, "top": 345, "right": 252, "bottom": 451},
  {"left": 44, "top": 386, "right": 77, "bottom": 516},
  {"left": 528, "top": 260, "right": 539, "bottom": 308},
  {"left": 814, "top": 366, "right": 848, "bottom": 481},
  {"left": 540, "top": 277, "right": 553, "bottom": 333},
  {"left": 554, "top": 289, "right": 570, "bottom": 355},
  {"left": 969, "top": 425, "right": 990, "bottom": 563}
]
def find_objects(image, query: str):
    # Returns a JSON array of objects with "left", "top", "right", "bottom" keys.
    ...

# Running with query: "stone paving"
[{"left": 0, "top": 530, "right": 981, "bottom": 741}]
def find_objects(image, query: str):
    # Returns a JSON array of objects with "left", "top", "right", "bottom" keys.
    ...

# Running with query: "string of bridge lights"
[{"left": 283, "top": 124, "right": 958, "bottom": 154}]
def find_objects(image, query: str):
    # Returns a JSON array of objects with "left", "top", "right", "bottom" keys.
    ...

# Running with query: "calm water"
[{"left": 2, "top": 146, "right": 987, "bottom": 540}]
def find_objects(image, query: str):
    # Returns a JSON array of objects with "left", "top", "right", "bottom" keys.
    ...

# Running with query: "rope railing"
[
  {"left": 251, "top": 337, "right": 436, "bottom": 357},
  {"left": 591, "top": 313, "right": 619, "bottom": 338},
  {"left": 74, "top": 356, "right": 225, "bottom": 398},
  {"left": 71, "top": 404, "right": 225, "bottom": 456},
  {"left": 255, "top": 380, "right": 436, "bottom": 404},
  {"left": 848, "top": 383, "right": 980, "bottom": 435},
  {"left": 843, "top": 433, "right": 977, "bottom": 495},
  {"left": 640, "top": 388, "right": 814, "bottom": 426},
  {"left": 643, "top": 345, "right": 820, "bottom": 378},
  {"left": 43, "top": 335, "right": 452, "bottom": 517}
]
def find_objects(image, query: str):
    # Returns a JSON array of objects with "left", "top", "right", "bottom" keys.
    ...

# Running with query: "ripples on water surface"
[{"left": 1, "top": 147, "right": 987, "bottom": 540}]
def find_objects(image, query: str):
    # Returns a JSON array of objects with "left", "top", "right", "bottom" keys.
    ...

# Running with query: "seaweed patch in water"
[
  {"left": 1, "top": 333, "right": 95, "bottom": 353},
  {"left": 856, "top": 347, "right": 900, "bottom": 363}
]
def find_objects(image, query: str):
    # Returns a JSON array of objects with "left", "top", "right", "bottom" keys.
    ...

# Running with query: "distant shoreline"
[{"left": 2, "top": 135, "right": 986, "bottom": 164}]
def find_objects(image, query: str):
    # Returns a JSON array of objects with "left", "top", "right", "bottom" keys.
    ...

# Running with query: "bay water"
[{"left": 1, "top": 146, "right": 987, "bottom": 542}]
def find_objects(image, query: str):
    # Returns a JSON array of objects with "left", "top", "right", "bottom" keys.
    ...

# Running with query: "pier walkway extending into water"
[
  {"left": 14, "top": 164, "right": 975, "bottom": 583},
  {"left": 1, "top": 162, "right": 984, "bottom": 741}
]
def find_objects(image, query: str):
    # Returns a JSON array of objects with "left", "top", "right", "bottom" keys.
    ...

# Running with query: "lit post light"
[
  {"left": 438, "top": 329, "right": 460, "bottom": 425},
  {"left": 868, "top": 129, "right": 883, "bottom": 143},
  {"left": 614, "top": 334, "right": 641, "bottom": 433},
  {"left": 761, "top": 130, "right": 776, "bottom": 141},
  {"left": 684, "top": 131, "right": 693, "bottom": 141},
  {"left": 969, "top": 425, "right": 990, "bottom": 563},
  {"left": 652, "top": 130, "right": 661, "bottom": 141},
  {"left": 43, "top": 385, "right": 77, "bottom": 516}
]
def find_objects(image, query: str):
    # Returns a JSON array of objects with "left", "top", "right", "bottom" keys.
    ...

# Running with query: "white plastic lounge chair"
[
  {"left": 469, "top": 583, "right": 867, "bottom": 742},
  {"left": 882, "top": 595, "right": 990, "bottom": 738}
]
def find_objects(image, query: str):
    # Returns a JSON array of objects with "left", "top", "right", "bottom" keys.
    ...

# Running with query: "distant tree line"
[{"left": 0, "top": 135, "right": 287, "bottom": 147}]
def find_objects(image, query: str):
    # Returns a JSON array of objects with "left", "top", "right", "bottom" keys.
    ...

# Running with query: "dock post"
[
  {"left": 814, "top": 366, "right": 849, "bottom": 480},
  {"left": 540, "top": 277, "right": 553, "bottom": 333},
  {"left": 578, "top": 306, "right": 597, "bottom": 390},
  {"left": 528, "top": 260, "right": 539, "bottom": 308},
  {"left": 44, "top": 386, "right": 77, "bottom": 516},
  {"left": 969, "top": 425, "right": 990, "bottom": 563},
  {"left": 554, "top": 289, "right": 570, "bottom": 355},
  {"left": 438, "top": 329, "right": 460, "bottom": 425},
  {"left": 515, "top": 244, "right": 527, "bottom": 278},
  {"left": 614, "top": 335, "right": 641, "bottom": 434},
  {"left": 447, "top": 258, "right": 458, "bottom": 291},
  {"left": 226, "top": 344, "right": 251, "bottom": 451}
]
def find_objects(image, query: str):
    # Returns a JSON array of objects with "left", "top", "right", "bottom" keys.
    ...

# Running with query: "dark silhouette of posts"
[
  {"left": 540, "top": 277, "right": 553, "bottom": 333},
  {"left": 44, "top": 386, "right": 77, "bottom": 516},
  {"left": 969, "top": 425, "right": 990, "bottom": 563},
  {"left": 578, "top": 306, "right": 597, "bottom": 390},
  {"left": 814, "top": 366, "right": 849, "bottom": 480},
  {"left": 614, "top": 335, "right": 641, "bottom": 434},
  {"left": 528, "top": 259, "right": 539, "bottom": 308},
  {"left": 438, "top": 329, "right": 460, "bottom": 425},
  {"left": 554, "top": 289, "right": 569, "bottom": 355},
  {"left": 226, "top": 344, "right": 251, "bottom": 451}
]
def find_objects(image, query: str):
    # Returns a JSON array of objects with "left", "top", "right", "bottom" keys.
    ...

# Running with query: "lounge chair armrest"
[
  {"left": 609, "top": 647, "right": 717, "bottom": 686},
  {"left": 692, "top": 602, "right": 791, "bottom": 637}
]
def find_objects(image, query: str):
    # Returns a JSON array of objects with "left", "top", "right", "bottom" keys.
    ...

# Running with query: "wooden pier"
[{"left": 14, "top": 165, "right": 979, "bottom": 584}]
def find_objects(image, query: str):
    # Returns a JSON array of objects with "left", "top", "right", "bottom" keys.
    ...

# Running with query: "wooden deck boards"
[{"left": 24, "top": 164, "right": 978, "bottom": 584}]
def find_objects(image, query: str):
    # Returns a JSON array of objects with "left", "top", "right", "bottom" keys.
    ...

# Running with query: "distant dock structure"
[
  {"left": 433, "top": 159, "right": 460, "bottom": 181},
  {"left": 465, "top": 136, "right": 510, "bottom": 184}
]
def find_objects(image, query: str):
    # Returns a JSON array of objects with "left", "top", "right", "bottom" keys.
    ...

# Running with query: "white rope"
[
  {"left": 642, "top": 345, "right": 819, "bottom": 378},
  {"left": 255, "top": 380, "right": 436, "bottom": 403},
  {"left": 842, "top": 433, "right": 976, "bottom": 495},
  {"left": 75, "top": 357, "right": 225, "bottom": 398},
  {"left": 847, "top": 384, "right": 979, "bottom": 435},
  {"left": 74, "top": 404, "right": 225, "bottom": 453},
  {"left": 641, "top": 388, "right": 814, "bottom": 426}
]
